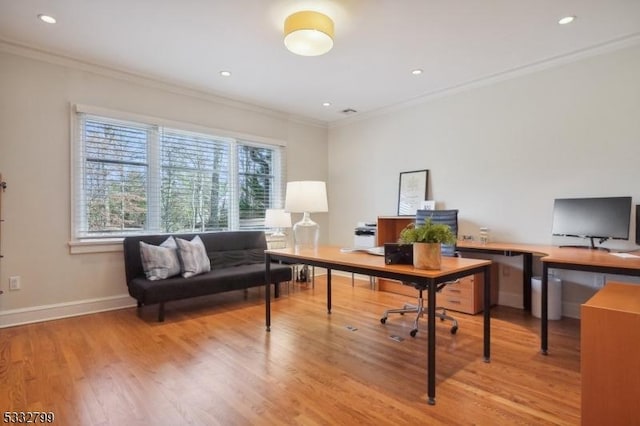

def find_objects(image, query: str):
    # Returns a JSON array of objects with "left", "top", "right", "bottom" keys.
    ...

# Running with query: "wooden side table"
[{"left": 581, "top": 281, "right": 640, "bottom": 425}]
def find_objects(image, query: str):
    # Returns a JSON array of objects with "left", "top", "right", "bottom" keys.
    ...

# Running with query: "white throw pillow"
[
  {"left": 139, "top": 236, "right": 181, "bottom": 281},
  {"left": 176, "top": 235, "right": 211, "bottom": 278}
]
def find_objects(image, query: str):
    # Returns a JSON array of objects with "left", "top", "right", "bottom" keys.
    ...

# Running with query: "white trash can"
[{"left": 531, "top": 276, "right": 562, "bottom": 320}]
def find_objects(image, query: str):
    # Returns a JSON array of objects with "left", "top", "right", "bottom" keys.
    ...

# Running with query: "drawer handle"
[
  {"left": 446, "top": 288, "right": 462, "bottom": 293},
  {"left": 446, "top": 300, "right": 461, "bottom": 304}
]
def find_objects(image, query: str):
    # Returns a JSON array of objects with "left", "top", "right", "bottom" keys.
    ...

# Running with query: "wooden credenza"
[
  {"left": 581, "top": 282, "right": 640, "bottom": 425},
  {"left": 376, "top": 216, "right": 498, "bottom": 314}
]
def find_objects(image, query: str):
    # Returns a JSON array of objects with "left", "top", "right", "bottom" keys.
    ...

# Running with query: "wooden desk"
[
  {"left": 456, "top": 240, "right": 552, "bottom": 312},
  {"left": 540, "top": 248, "right": 640, "bottom": 354},
  {"left": 458, "top": 245, "right": 640, "bottom": 355},
  {"left": 458, "top": 241, "right": 640, "bottom": 355},
  {"left": 376, "top": 216, "right": 640, "bottom": 355},
  {"left": 581, "top": 282, "right": 640, "bottom": 425},
  {"left": 460, "top": 242, "right": 640, "bottom": 354},
  {"left": 264, "top": 246, "right": 493, "bottom": 405}
]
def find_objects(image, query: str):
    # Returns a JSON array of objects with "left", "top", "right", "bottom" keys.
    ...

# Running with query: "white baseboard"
[
  {"left": 0, "top": 294, "right": 136, "bottom": 329},
  {"left": 0, "top": 278, "right": 583, "bottom": 329}
]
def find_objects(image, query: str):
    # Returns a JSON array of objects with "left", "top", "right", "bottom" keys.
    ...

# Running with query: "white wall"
[
  {"left": 2, "top": 41, "right": 639, "bottom": 325},
  {"left": 328, "top": 44, "right": 640, "bottom": 317},
  {"left": 0, "top": 46, "right": 328, "bottom": 325}
]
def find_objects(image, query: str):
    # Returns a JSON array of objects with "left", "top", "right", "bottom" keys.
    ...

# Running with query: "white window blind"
[{"left": 73, "top": 108, "right": 286, "bottom": 239}]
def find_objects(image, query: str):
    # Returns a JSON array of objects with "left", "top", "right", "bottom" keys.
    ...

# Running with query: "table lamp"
[
  {"left": 284, "top": 181, "right": 328, "bottom": 251},
  {"left": 264, "top": 208, "right": 292, "bottom": 238}
]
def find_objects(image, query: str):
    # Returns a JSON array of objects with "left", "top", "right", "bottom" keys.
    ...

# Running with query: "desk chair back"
[{"left": 416, "top": 209, "right": 459, "bottom": 257}]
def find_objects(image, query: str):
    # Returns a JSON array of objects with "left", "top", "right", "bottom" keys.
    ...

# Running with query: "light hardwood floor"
[{"left": 0, "top": 276, "right": 580, "bottom": 425}]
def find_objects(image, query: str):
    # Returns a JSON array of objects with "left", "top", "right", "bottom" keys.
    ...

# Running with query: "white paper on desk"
[
  {"left": 610, "top": 252, "right": 640, "bottom": 259},
  {"left": 340, "top": 247, "right": 385, "bottom": 256}
]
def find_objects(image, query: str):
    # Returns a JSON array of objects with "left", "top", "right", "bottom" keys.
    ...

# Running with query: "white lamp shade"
[
  {"left": 265, "top": 209, "right": 292, "bottom": 228},
  {"left": 285, "top": 181, "right": 328, "bottom": 213}
]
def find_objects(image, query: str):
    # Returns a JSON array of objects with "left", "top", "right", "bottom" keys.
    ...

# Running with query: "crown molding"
[
  {"left": 329, "top": 32, "right": 640, "bottom": 129},
  {"left": 0, "top": 38, "right": 327, "bottom": 129}
]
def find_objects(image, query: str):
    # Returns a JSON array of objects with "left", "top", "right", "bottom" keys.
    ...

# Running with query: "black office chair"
[{"left": 380, "top": 209, "right": 460, "bottom": 337}]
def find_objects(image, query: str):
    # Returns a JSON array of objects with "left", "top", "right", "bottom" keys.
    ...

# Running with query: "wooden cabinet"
[
  {"left": 439, "top": 271, "right": 498, "bottom": 314},
  {"left": 376, "top": 216, "right": 498, "bottom": 314},
  {"left": 376, "top": 215, "right": 412, "bottom": 246},
  {"left": 581, "top": 282, "right": 640, "bottom": 426}
]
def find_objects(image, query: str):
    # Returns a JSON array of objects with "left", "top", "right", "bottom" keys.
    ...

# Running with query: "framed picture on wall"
[{"left": 397, "top": 169, "right": 429, "bottom": 215}]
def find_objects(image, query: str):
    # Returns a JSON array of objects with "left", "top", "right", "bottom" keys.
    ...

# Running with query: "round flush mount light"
[
  {"left": 411, "top": 69, "right": 423, "bottom": 75},
  {"left": 220, "top": 70, "right": 232, "bottom": 77},
  {"left": 38, "top": 14, "right": 57, "bottom": 24},
  {"left": 322, "top": 102, "right": 331, "bottom": 107},
  {"left": 558, "top": 16, "right": 575, "bottom": 25},
  {"left": 284, "top": 10, "right": 334, "bottom": 56}
]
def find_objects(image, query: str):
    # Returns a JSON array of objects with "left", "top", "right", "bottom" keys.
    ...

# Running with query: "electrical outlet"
[{"left": 9, "top": 276, "right": 21, "bottom": 290}]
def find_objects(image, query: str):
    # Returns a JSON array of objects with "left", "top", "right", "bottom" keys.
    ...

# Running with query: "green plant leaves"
[{"left": 398, "top": 219, "right": 456, "bottom": 245}]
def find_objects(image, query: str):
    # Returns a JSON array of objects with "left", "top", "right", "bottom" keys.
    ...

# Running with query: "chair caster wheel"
[
  {"left": 450, "top": 326, "right": 458, "bottom": 335},
  {"left": 410, "top": 329, "right": 418, "bottom": 337},
  {"left": 380, "top": 317, "right": 387, "bottom": 324}
]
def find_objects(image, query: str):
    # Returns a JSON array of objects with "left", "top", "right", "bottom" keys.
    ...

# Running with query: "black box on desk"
[{"left": 384, "top": 243, "right": 413, "bottom": 265}]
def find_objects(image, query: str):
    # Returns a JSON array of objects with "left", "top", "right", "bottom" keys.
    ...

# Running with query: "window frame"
[{"left": 69, "top": 104, "right": 287, "bottom": 253}]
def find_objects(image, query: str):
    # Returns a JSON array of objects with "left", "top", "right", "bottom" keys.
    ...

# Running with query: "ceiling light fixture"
[
  {"left": 284, "top": 10, "right": 334, "bottom": 56},
  {"left": 411, "top": 69, "right": 423, "bottom": 75},
  {"left": 558, "top": 16, "right": 575, "bottom": 25},
  {"left": 322, "top": 102, "right": 331, "bottom": 107},
  {"left": 220, "top": 71, "right": 232, "bottom": 77},
  {"left": 38, "top": 14, "right": 56, "bottom": 24}
]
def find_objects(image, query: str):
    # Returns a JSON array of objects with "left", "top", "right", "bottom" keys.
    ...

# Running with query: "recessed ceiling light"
[
  {"left": 38, "top": 14, "right": 57, "bottom": 24},
  {"left": 220, "top": 71, "right": 231, "bottom": 77},
  {"left": 411, "top": 69, "right": 423, "bottom": 75},
  {"left": 558, "top": 16, "right": 575, "bottom": 25},
  {"left": 322, "top": 102, "right": 331, "bottom": 107}
]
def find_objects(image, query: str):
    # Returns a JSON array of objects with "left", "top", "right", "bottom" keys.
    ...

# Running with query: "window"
[{"left": 72, "top": 107, "right": 286, "bottom": 239}]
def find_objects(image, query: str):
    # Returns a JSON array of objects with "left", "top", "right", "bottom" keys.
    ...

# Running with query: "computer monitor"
[{"left": 551, "top": 196, "right": 632, "bottom": 250}]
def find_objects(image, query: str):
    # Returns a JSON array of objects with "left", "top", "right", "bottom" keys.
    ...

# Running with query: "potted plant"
[{"left": 398, "top": 219, "right": 456, "bottom": 270}]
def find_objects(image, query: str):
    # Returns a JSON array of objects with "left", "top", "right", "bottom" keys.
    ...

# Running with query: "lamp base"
[
  {"left": 266, "top": 231, "right": 287, "bottom": 249},
  {"left": 293, "top": 212, "right": 320, "bottom": 252},
  {"left": 270, "top": 230, "right": 286, "bottom": 238}
]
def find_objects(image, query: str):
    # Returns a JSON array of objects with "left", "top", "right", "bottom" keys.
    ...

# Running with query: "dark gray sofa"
[{"left": 123, "top": 231, "right": 292, "bottom": 321}]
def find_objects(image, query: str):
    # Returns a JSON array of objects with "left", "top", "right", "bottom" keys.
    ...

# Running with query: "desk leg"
[
  {"left": 265, "top": 254, "right": 271, "bottom": 332},
  {"left": 541, "top": 263, "right": 549, "bottom": 355},
  {"left": 523, "top": 253, "right": 533, "bottom": 312},
  {"left": 484, "top": 265, "right": 491, "bottom": 362},
  {"left": 427, "top": 279, "right": 436, "bottom": 405},
  {"left": 327, "top": 268, "right": 332, "bottom": 314}
]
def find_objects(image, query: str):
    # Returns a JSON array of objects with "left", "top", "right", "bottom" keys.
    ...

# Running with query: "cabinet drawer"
[
  {"left": 437, "top": 275, "right": 479, "bottom": 314},
  {"left": 379, "top": 265, "right": 497, "bottom": 315},
  {"left": 440, "top": 277, "right": 473, "bottom": 297},
  {"left": 438, "top": 290, "right": 475, "bottom": 314}
]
